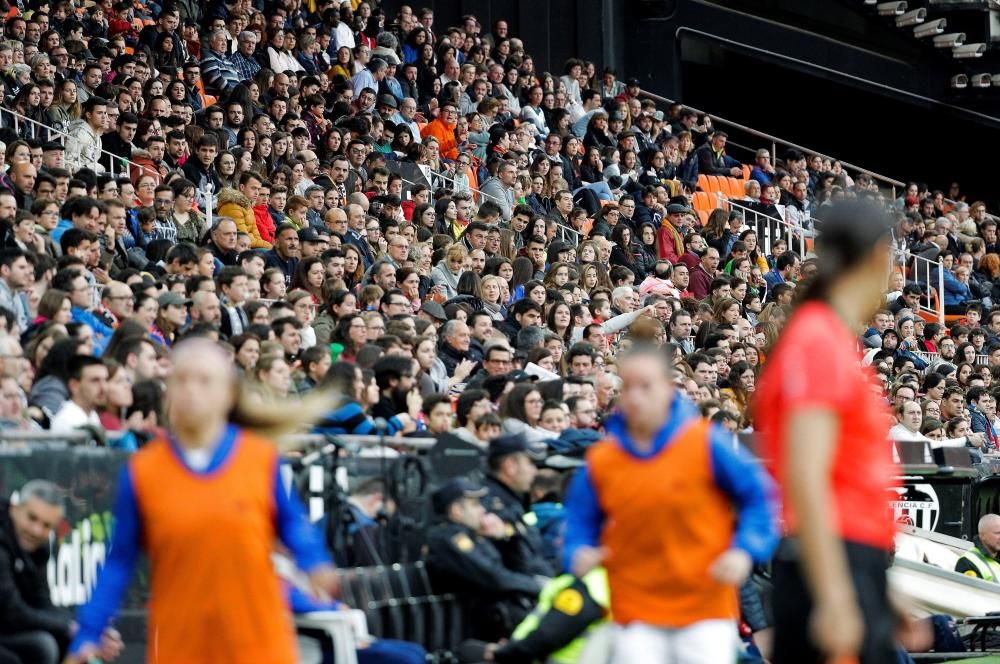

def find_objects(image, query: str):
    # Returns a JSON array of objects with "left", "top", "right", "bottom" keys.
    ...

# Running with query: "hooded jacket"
[
  {"left": 218, "top": 188, "right": 271, "bottom": 249},
  {"left": 65, "top": 118, "right": 104, "bottom": 174}
]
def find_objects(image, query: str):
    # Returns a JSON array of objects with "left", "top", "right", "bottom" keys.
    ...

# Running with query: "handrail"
[
  {"left": 392, "top": 168, "right": 584, "bottom": 246},
  {"left": 893, "top": 244, "right": 946, "bottom": 325},
  {"left": 724, "top": 198, "right": 810, "bottom": 260},
  {"left": 0, "top": 107, "right": 158, "bottom": 183},
  {"left": 913, "top": 349, "right": 987, "bottom": 368},
  {"left": 282, "top": 433, "right": 438, "bottom": 450},
  {"left": 639, "top": 88, "right": 905, "bottom": 196},
  {"left": 388, "top": 160, "right": 506, "bottom": 206},
  {"left": 0, "top": 430, "right": 438, "bottom": 450}
]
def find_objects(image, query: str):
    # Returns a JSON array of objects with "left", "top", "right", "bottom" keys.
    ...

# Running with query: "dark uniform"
[
  {"left": 483, "top": 433, "right": 556, "bottom": 577},
  {"left": 484, "top": 474, "right": 555, "bottom": 577},
  {"left": 425, "top": 479, "right": 542, "bottom": 641},
  {"left": 459, "top": 572, "right": 609, "bottom": 664}
]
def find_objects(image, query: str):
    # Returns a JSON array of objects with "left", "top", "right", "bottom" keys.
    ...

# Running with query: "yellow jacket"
[{"left": 217, "top": 188, "right": 271, "bottom": 249}]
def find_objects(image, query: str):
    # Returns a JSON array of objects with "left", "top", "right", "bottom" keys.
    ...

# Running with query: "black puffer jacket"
[{"left": 0, "top": 501, "right": 73, "bottom": 637}]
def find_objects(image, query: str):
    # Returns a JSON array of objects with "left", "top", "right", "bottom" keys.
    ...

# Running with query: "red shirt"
[{"left": 755, "top": 301, "right": 897, "bottom": 550}]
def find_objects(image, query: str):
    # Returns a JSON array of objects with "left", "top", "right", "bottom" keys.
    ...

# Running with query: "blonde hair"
[{"left": 168, "top": 339, "right": 333, "bottom": 449}]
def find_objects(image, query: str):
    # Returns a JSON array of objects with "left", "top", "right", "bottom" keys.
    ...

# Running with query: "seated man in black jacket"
[
  {"left": 0, "top": 481, "right": 121, "bottom": 664},
  {"left": 695, "top": 130, "right": 743, "bottom": 178}
]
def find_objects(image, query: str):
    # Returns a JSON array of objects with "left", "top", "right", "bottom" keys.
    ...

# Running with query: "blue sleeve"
[
  {"left": 941, "top": 270, "right": 963, "bottom": 295},
  {"left": 561, "top": 466, "right": 605, "bottom": 573},
  {"left": 70, "top": 466, "right": 142, "bottom": 654},
  {"left": 386, "top": 415, "right": 405, "bottom": 435},
  {"left": 288, "top": 585, "right": 343, "bottom": 613},
  {"left": 708, "top": 428, "right": 780, "bottom": 563},
  {"left": 273, "top": 462, "right": 332, "bottom": 573}
]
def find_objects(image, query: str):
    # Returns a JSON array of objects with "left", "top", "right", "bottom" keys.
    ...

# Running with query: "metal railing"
[
  {"left": 0, "top": 429, "right": 437, "bottom": 450},
  {"left": 283, "top": 433, "right": 438, "bottom": 452},
  {"left": 725, "top": 198, "right": 810, "bottom": 260},
  {"left": 391, "top": 166, "right": 584, "bottom": 246},
  {"left": 638, "top": 89, "right": 905, "bottom": 198},
  {"left": 0, "top": 107, "right": 157, "bottom": 183},
  {"left": 893, "top": 244, "right": 946, "bottom": 325},
  {"left": 912, "top": 349, "right": 988, "bottom": 368}
]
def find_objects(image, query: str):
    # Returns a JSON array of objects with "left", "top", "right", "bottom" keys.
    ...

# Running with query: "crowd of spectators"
[{"left": 0, "top": 0, "right": 994, "bottom": 660}]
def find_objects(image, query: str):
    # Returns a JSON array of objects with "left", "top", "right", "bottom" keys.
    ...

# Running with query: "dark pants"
[
  {"left": 772, "top": 539, "right": 897, "bottom": 664},
  {"left": 0, "top": 631, "right": 60, "bottom": 664}
]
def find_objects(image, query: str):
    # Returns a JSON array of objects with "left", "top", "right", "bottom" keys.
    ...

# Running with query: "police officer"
[
  {"left": 460, "top": 568, "right": 611, "bottom": 664},
  {"left": 955, "top": 513, "right": 1000, "bottom": 581},
  {"left": 484, "top": 433, "right": 555, "bottom": 577},
  {"left": 425, "top": 478, "right": 542, "bottom": 641}
]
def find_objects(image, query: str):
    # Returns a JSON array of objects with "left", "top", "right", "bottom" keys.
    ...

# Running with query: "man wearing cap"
[
  {"left": 298, "top": 227, "right": 327, "bottom": 259},
  {"left": 484, "top": 433, "right": 555, "bottom": 578},
  {"left": 40, "top": 142, "right": 65, "bottom": 172},
  {"left": 426, "top": 478, "right": 543, "bottom": 641},
  {"left": 377, "top": 94, "right": 398, "bottom": 120},
  {"left": 351, "top": 57, "right": 387, "bottom": 101},
  {"left": 615, "top": 77, "right": 642, "bottom": 103},
  {"left": 418, "top": 301, "right": 447, "bottom": 330},
  {"left": 657, "top": 203, "right": 689, "bottom": 264}
]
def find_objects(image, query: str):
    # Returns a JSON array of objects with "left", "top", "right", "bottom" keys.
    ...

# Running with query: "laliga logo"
[
  {"left": 46, "top": 514, "right": 108, "bottom": 608},
  {"left": 890, "top": 483, "right": 940, "bottom": 532}
]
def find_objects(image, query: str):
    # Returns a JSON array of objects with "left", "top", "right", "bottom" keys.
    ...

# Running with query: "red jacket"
[{"left": 254, "top": 204, "right": 275, "bottom": 244}]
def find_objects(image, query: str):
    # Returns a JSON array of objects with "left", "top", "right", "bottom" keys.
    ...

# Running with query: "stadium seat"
[
  {"left": 697, "top": 209, "right": 710, "bottom": 226},
  {"left": 692, "top": 191, "right": 714, "bottom": 212},
  {"left": 697, "top": 174, "right": 710, "bottom": 192},
  {"left": 707, "top": 176, "right": 723, "bottom": 194},
  {"left": 726, "top": 177, "right": 744, "bottom": 198},
  {"left": 742, "top": 164, "right": 751, "bottom": 180},
  {"left": 295, "top": 611, "right": 360, "bottom": 664},
  {"left": 332, "top": 563, "right": 464, "bottom": 654}
]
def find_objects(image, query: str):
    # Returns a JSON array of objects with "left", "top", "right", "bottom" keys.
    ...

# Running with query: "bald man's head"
[{"left": 979, "top": 513, "right": 1000, "bottom": 556}]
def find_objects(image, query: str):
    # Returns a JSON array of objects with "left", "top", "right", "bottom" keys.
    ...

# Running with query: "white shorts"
[{"left": 611, "top": 619, "right": 740, "bottom": 664}]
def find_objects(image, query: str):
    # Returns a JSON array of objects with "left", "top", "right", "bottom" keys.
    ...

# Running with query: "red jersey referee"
[{"left": 755, "top": 201, "right": 899, "bottom": 664}]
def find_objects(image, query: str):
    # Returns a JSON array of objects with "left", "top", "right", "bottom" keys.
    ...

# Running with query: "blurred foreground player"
[
  {"left": 756, "top": 201, "right": 900, "bottom": 664},
  {"left": 563, "top": 344, "right": 779, "bottom": 663},
  {"left": 66, "top": 340, "right": 338, "bottom": 663}
]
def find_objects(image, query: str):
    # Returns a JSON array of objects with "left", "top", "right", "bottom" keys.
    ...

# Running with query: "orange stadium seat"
[
  {"left": 726, "top": 177, "right": 744, "bottom": 198},
  {"left": 697, "top": 209, "right": 710, "bottom": 226},
  {"left": 697, "top": 174, "right": 710, "bottom": 192},
  {"left": 706, "top": 176, "right": 723, "bottom": 194},
  {"left": 692, "top": 192, "right": 714, "bottom": 212},
  {"left": 742, "top": 165, "right": 751, "bottom": 180}
]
